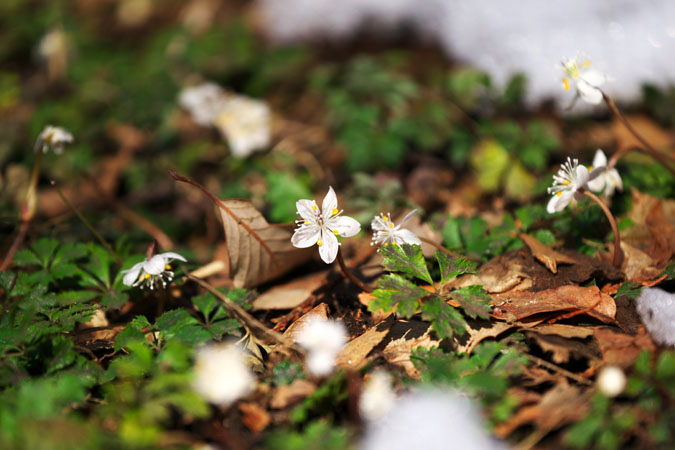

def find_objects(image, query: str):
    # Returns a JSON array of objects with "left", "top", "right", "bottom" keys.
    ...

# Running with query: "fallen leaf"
[
  {"left": 239, "top": 402, "right": 270, "bottom": 433},
  {"left": 593, "top": 326, "right": 656, "bottom": 368},
  {"left": 456, "top": 321, "right": 514, "bottom": 354},
  {"left": 615, "top": 242, "right": 662, "bottom": 282},
  {"left": 381, "top": 320, "right": 440, "bottom": 379},
  {"left": 336, "top": 316, "right": 395, "bottom": 369},
  {"left": 521, "top": 233, "right": 576, "bottom": 274},
  {"left": 491, "top": 285, "right": 616, "bottom": 323},
  {"left": 622, "top": 189, "right": 675, "bottom": 266},
  {"left": 612, "top": 114, "right": 674, "bottom": 151},
  {"left": 269, "top": 379, "right": 316, "bottom": 409},
  {"left": 252, "top": 272, "right": 326, "bottom": 311},
  {"left": 283, "top": 303, "right": 330, "bottom": 343},
  {"left": 526, "top": 331, "right": 600, "bottom": 365}
]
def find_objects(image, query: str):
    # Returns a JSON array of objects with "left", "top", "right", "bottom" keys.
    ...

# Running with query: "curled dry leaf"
[
  {"left": 593, "top": 327, "right": 656, "bottom": 368},
  {"left": 520, "top": 233, "right": 576, "bottom": 274},
  {"left": 336, "top": 316, "right": 395, "bottom": 369},
  {"left": 490, "top": 285, "right": 616, "bottom": 323},
  {"left": 220, "top": 199, "right": 313, "bottom": 288},
  {"left": 239, "top": 402, "right": 271, "bottom": 433},
  {"left": 282, "top": 303, "right": 329, "bottom": 343},
  {"left": 269, "top": 379, "right": 316, "bottom": 409}
]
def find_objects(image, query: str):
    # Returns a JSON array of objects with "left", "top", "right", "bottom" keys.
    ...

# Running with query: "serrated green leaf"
[
  {"left": 100, "top": 289, "right": 129, "bottom": 309},
  {"left": 156, "top": 309, "right": 199, "bottom": 333},
  {"left": 379, "top": 243, "right": 433, "bottom": 285},
  {"left": 207, "top": 319, "right": 242, "bottom": 339},
  {"left": 191, "top": 292, "right": 219, "bottom": 320},
  {"left": 420, "top": 297, "right": 467, "bottom": 339},
  {"left": 368, "top": 274, "right": 428, "bottom": 318},
  {"left": 450, "top": 285, "right": 492, "bottom": 319},
  {"left": 30, "top": 238, "right": 60, "bottom": 267},
  {"left": 515, "top": 204, "right": 546, "bottom": 232},
  {"left": 615, "top": 281, "right": 642, "bottom": 301},
  {"left": 436, "top": 252, "right": 475, "bottom": 287},
  {"left": 13, "top": 248, "right": 42, "bottom": 268},
  {"left": 53, "top": 242, "right": 87, "bottom": 265}
]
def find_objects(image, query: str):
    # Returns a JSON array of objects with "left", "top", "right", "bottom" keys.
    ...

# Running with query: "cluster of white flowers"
[
  {"left": 546, "top": 149, "right": 623, "bottom": 213},
  {"left": 359, "top": 370, "right": 396, "bottom": 422},
  {"left": 178, "top": 82, "right": 271, "bottom": 158},
  {"left": 34, "top": 125, "right": 74, "bottom": 154},
  {"left": 291, "top": 187, "right": 422, "bottom": 264},
  {"left": 360, "top": 389, "right": 505, "bottom": 450},
  {"left": 295, "top": 317, "right": 347, "bottom": 377},
  {"left": 596, "top": 365, "right": 627, "bottom": 397},
  {"left": 121, "top": 251, "right": 187, "bottom": 290},
  {"left": 561, "top": 58, "right": 607, "bottom": 105},
  {"left": 192, "top": 343, "right": 255, "bottom": 406}
]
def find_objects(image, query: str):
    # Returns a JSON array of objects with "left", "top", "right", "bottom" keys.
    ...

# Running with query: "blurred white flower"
[
  {"left": 371, "top": 210, "right": 421, "bottom": 247},
  {"left": 121, "top": 252, "right": 187, "bottom": 290},
  {"left": 360, "top": 389, "right": 505, "bottom": 450},
  {"left": 34, "top": 125, "right": 73, "bottom": 154},
  {"left": 37, "top": 28, "right": 69, "bottom": 80},
  {"left": 291, "top": 186, "right": 361, "bottom": 264},
  {"left": 596, "top": 365, "right": 627, "bottom": 397},
  {"left": 193, "top": 343, "right": 255, "bottom": 406},
  {"left": 178, "top": 82, "right": 271, "bottom": 157},
  {"left": 636, "top": 287, "right": 675, "bottom": 346},
  {"left": 295, "top": 318, "right": 347, "bottom": 377},
  {"left": 586, "top": 149, "right": 623, "bottom": 197},
  {"left": 546, "top": 157, "right": 601, "bottom": 213},
  {"left": 561, "top": 58, "right": 607, "bottom": 105},
  {"left": 359, "top": 370, "right": 396, "bottom": 422}
]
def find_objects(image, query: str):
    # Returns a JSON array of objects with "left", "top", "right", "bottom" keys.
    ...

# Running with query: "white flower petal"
[
  {"left": 592, "top": 149, "right": 607, "bottom": 168},
  {"left": 321, "top": 186, "right": 338, "bottom": 217},
  {"left": 291, "top": 225, "right": 321, "bottom": 248},
  {"left": 586, "top": 174, "right": 605, "bottom": 192},
  {"left": 371, "top": 215, "right": 389, "bottom": 232},
  {"left": 547, "top": 190, "right": 573, "bottom": 213},
  {"left": 330, "top": 216, "right": 361, "bottom": 237},
  {"left": 145, "top": 254, "right": 168, "bottom": 275},
  {"left": 159, "top": 251, "right": 187, "bottom": 263},
  {"left": 609, "top": 169, "right": 623, "bottom": 192},
  {"left": 581, "top": 68, "right": 606, "bottom": 87},
  {"left": 395, "top": 229, "right": 421, "bottom": 245},
  {"left": 318, "top": 229, "right": 339, "bottom": 264},
  {"left": 122, "top": 262, "right": 144, "bottom": 287},
  {"left": 578, "top": 82, "right": 603, "bottom": 104},
  {"left": 296, "top": 199, "right": 318, "bottom": 220},
  {"left": 575, "top": 164, "right": 590, "bottom": 187}
]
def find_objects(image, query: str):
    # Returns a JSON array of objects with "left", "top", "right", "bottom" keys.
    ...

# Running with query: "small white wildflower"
[
  {"left": 359, "top": 370, "right": 396, "bottom": 422},
  {"left": 636, "top": 287, "right": 675, "bottom": 347},
  {"left": 586, "top": 149, "right": 623, "bottom": 197},
  {"left": 291, "top": 186, "right": 361, "bottom": 264},
  {"left": 596, "top": 365, "right": 627, "bottom": 397},
  {"left": 371, "top": 210, "right": 421, "bottom": 247},
  {"left": 193, "top": 343, "right": 255, "bottom": 406},
  {"left": 360, "top": 389, "right": 505, "bottom": 450},
  {"left": 178, "top": 82, "right": 271, "bottom": 157},
  {"left": 546, "top": 157, "right": 601, "bottom": 213},
  {"left": 295, "top": 318, "right": 347, "bottom": 377},
  {"left": 34, "top": 125, "right": 74, "bottom": 154},
  {"left": 121, "top": 252, "right": 187, "bottom": 290},
  {"left": 561, "top": 57, "right": 607, "bottom": 105}
]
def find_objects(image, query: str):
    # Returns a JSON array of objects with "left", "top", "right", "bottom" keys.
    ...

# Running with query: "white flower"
[
  {"left": 178, "top": 82, "right": 271, "bottom": 158},
  {"left": 295, "top": 318, "right": 347, "bottom": 377},
  {"left": 586, "top": 149, "right": 623, "bottom": 197},
  {"left": 596, "top": 365, "right": 626, "bottom": 397},
  {"left": 121, "top": 251, "right": 187, "bottom": 290},
  {"left": 359, "top": 370, "right": 396, "bottom": 422},
  {"left": 360, "top": 389, "right": 505, "bottom": 450},
  {"left": 371, "top": 210, "right": 421, "bottom": 247},
  {"left": 636, "top": 287, "right": 675, "bottom": 347},
  {"left": 546, "top": 157, "right": 601, "bottom": 213},
  {"left": 561, "top": 58, "right": 607, "bottom": 105},
  {"left": 193, "top": 343, "right": 255, "bottom": 406},
  {"left": 291, "top": 186, "right": 361, "bottom": 264},
  {"left": 34, "top": 125, "right": 74, "bottom": 154}
]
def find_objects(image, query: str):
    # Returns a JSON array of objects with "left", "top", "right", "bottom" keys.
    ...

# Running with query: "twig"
[
  {"left": 336, "top": 248, "right": 372, "bottom": 293},
  {"left": 169, "top": 169, "right": 279, "bottom": 267},
  {"left": 581, "top": 189, "right": 622, "bottom": 268},
  {"left": 521, "top": 352, "right": 592, "bottom": 386},
  {"left": 187, "top": 273, "right": 300, "bottom": 353},
  {"left": 51, "top": 180, "right": 122, "bottom": 264},
  {"left": 0, "top": 221, "right": 30, "bottom": 271},
  {"left": 603, "top": 93, "right": 675, "bottom": 175}
]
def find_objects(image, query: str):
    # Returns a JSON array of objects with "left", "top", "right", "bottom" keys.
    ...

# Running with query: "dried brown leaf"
[
  {"left": 269, "top": 379, "right": 316, "bottom": 409},
  {"left": 283, "top": 303, "right": 329, "bottom": 343},
  {"left": 593, "top": 327, "right": 656, "bottom": 368},
  {"left": 521, "top": 233, "right": 576, "bottom": 274},
  {"left": 239, "top": 402, "right": 270, "bottom": 433},
  {"left": 381, "top": 320, "right": 440, "bottom": 379},
  {"left": 336, "top": 316, "right": 395, "bottom": 369},
  {"left": 252, "top": 272, "right": 326, "bottom": 311},
  {"left": 491, "top": 285, "right": 616, "bottom": 323}
]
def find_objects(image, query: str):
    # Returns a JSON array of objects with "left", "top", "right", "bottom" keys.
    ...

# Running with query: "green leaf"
[
  {"left": 379, "top": 243, "right": 433, "bottom": 285},
  {"left": 13, "top": 248, "right": 42, "bottom": 268},
  {"left": 30, "top": 238, "right": 60, "bottom": 267},
  {"left": 273, "top": 361, "right": 305, "bottom": 386},
  {"left": 436, "top": 252, "right": 475, "bottom": 287},
  {"left": 450, "top": 285, "right": 492, "bottom": 319},
  {"left": 515, "top": 204, "right": 546, "bottom": 232},
  {"left": 615, "top": 281, "right": 642, "bottom": 301},
  {"left": 532, "top": 229, "right": 556, "bottom": 245},
  {"left": 368, "top": 274, "right": 429, "bottom": 318},
  {"left": 420, "top": 297, "right": 467, "bottom": 339},
  {"left": 100, "top": 288, "right": 129, "bottom": 309},
  {"left": 156, "top": 309, "right": 199, "bottom": 333}
]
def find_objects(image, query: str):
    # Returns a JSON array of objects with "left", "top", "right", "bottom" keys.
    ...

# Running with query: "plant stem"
[
  {"left": 51, "top": 180, "right": 122, "bottom": 264},
  {"left": 582, "top": 189, "right": 622, "bottom": 268},
  {"left": 603, "top": 93, "right": 675, "bottom": 175},
  {"left": 335, "top": 248, "right": 372, "bottom": 293},
  {"left": 418, "top": 236, "right": 461, "bottom": 258}
]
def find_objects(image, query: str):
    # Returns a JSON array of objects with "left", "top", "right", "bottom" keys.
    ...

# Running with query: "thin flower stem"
[
  {"left": 335, "top": 248, "right": 372, "bottom": 293},
  {"left": 51, "top": 180, "right": 122, "bottom": 265},
  {"left": 0, "top": 221, "right": 29, "bottom": 271},
  {"left": 418, "top": 236, "right": 462, "bottom": 258},
  {"left": 582, "top": 189, "right": 622, "bottom": 268},
  {"left": 603, "top": 93, "right": 675, "bottom": 175}
]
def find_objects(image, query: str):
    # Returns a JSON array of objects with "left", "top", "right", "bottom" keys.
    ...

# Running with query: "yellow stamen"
[
  {"left": 317, "top": 239, "right": 322, "bottom": 246},
  {"left": 311, "top": 204, "right": 317, "bottom": 211},
  {"left": 383, "top": 216, "right": 388, "bottom": 222},
  {"left": 144, "top": 273, "right": 151, "bottom": 279},
  {"left": 557, "top": 192, "right": 562, "bottom": 197},
  {"left": 331, "top": 208, "right": 338, "bottom": 216},
  {"left": 583, "top": 60, "right": 591, "bottom": 67},
  {"left": 304, "top": 220, "right": 309, "bottom": 224},
  {"left": 333, "top": 229, "right": 339, "bottom": 235},
  {"left": 165, "top": 264, "right": 171, "bottom": 270},
  {"left": 563, "top": 180, "right": 570, "bottom": 185},
  {"left": 562, "top": 78, "right": 570, "bottom": 91},
  {"left": 572, "top": 71, "right": 579, "bottom": 79},
  {"left": 389, "top": 222, "right": 394, "bottom": 228}
]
